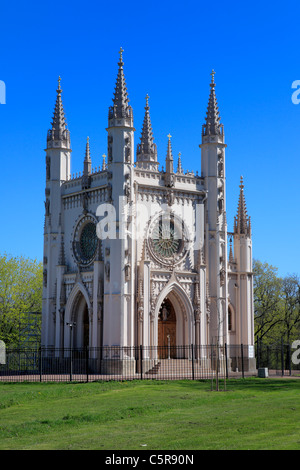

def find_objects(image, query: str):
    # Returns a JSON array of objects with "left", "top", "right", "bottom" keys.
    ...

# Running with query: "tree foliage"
[
  {"left": 0, "top": 254, "right": 43, "bottom": 347},
  {"left": 253, "top": 259, "right": 300, "bottom": 344}
]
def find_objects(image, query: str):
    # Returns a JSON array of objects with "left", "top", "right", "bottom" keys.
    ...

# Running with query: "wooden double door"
[{"left": 158, "top": 299, "right": 176, "bottom": 358}]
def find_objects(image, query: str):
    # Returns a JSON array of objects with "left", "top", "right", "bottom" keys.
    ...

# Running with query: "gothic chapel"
[{"left": 41, "top": 49, "right": 255, "bottom": 372}]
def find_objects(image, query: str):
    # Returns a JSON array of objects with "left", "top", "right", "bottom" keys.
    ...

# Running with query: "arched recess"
[
  {"left": 152, "top": 279, "right": 194, "bottom": 355},
  {"left": 228, "top": 303, "right": 235, "bottom": 333},
  {"left": 64, "top": 282, "right": 92, "bottom": 349}
]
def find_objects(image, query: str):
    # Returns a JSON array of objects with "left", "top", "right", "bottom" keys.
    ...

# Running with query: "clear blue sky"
[{"left": 0, "top": 0, "right": 299, "bottom": 278}]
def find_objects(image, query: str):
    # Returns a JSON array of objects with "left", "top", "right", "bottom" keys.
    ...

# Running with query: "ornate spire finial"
[
  {"left": 202, "top": 70, "right": 223, "bottom": 138},
  {"left": 177, "top": 152, "right": 183, "bottom": 174},
  {"left": 239, "top": 175, "right": 244, "bottom": 190},
  {"left": 119, "top": 47, "right": 124, "bottom": 63},
  {"left": 57, "top": 76, "right": 62, "bottom": 91},
  {"left": 85, "top": 136, "right": 91, "bottom": 161},
  {"left": 145, "top": 94, "right": 149, "bottom": 108},
  {"left": 165, "top": 134, "right": 174, "bottom": 187},
  {"left": 136, "top": 94, "right": 158, "bottom": 169},
  {"left": 234, "top": 177, "right": 251, "bottom": 237},
  {"left": 102, "top": 153, "right": 106, "bottom": 170},
  {"left": 109, "top": 48, "right": 132, "bottom": 123},
  {"left": 48, "top": 77, "right": 69, "bottom": 143},
  {"left": 82, "top": 137, "right": 92, "bottom": 186}
]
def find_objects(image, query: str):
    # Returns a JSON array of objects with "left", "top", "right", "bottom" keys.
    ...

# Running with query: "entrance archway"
[
  {"left": 83, "top": 304, "right": 89, "bottom": 348},
  {"left": 158, "top": 298, "right": 176, "bottom": 358},
  {"left": 152, "top": 279, "right": 194, "bottom": 358},
  {"left": 73, "top": 293, "right": 89, "bottom": 349}
]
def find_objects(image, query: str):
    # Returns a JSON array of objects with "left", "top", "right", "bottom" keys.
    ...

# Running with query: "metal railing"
[
  {"left": 256, "top": 339, "right": 300, "bottom": 376},
  {"left": 0, "top": 344, "right": 261, "bottom": 383}
]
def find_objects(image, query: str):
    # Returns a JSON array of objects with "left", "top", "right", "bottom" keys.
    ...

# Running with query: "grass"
[{"left": 0, "top": 378, "right": 299, "bottom": 450}]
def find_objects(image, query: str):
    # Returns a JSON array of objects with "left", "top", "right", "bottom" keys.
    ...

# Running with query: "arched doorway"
[
  {"left": 152, "top": 279, "right": 194, "bottom": 358},
  {"left": 70, "top": 292, "right": 90, "bottom": 350},
  {"left": 64, "top": 282, "right": 93, "bottom": 351},
  {"left": 158, "top": 298, "right": 176, "bottom": 358},
  {"left": 83, "top": 304, "right": 89, "bottom": 348}
]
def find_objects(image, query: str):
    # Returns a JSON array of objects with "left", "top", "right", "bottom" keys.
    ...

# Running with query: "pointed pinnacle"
[
  {"left": 110, "top": 48, "right": 132, "bottom": 120},
  {"left": 51, "top": 77, "right": 67, "bottom": 140},
  {"left": 177, "top": 152, "right": 183, "bottom": 174},
  {"left": 85, "top": 136, "right": 91, "bottom": 162},
  {"left": 136, "top": 94, "right": 157, "bottom": 163},
  {"left": 235, "top": 176, "right": 251, "bottom": 236},
  {"left": 57, "top": 76, "right": 62, "bottom": 92},
  {"left": 102, "top": 153, "right": 106, "bottom": 170},
  {"left": 203, "top": 70, "right": 222, "bottom": 137}
]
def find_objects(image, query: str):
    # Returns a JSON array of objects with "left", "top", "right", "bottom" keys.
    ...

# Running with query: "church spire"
[
  {"left": 234, "top": 176, "right": 251, "bottom": 237},
  {"left": 83, "top": 136, "right": 91, "bottom": 175},
  {"left": 108, "top": 48, "right": 133, "bottom": 125},
  {"left": 136, "top": 94, "right": 158, "bottom": 169},
  {"left": 202, "top": 70, "right": 223, "bottom": 139},
  {"left": 165, "top": 133, "right": 175, "bottom": 187},
  {"left": 48, "top": 77, "right": 70, "bottom": 144}
]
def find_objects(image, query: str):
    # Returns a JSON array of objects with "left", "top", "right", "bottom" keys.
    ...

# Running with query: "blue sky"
[{"left": 0, "top": 0, "right": 299, "bottom": 278}]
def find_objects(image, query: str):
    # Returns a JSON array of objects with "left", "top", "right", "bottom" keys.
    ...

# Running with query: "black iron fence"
[
  {"left": 256, "top": 339, "right": 300, "bottom": 376},
  {"left": 0, "top": 342, "right": 299, "bottom": 383},
  {"left": 0, "top": 344, "right": 261, "bottom": 383}
]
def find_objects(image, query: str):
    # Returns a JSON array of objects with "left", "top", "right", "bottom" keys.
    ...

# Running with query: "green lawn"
[{"left": 0, "top": 378, "right": 299, "bottom": 450}]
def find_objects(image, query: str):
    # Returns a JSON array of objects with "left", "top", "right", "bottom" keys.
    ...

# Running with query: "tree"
[
  {"left": 0, "top": 254, "right": 43, "bottom": 346},
  {"left": 280, "top": 274, "right": 300, "bottom": 344},
  {"left": 253, "top": 259, "right": 282, "bottom": 342}
]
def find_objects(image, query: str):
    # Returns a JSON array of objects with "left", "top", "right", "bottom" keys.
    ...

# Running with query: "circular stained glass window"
[
  {"left": 151, "top": 218, "right": 183, "bottom": 259},
  {"left": 79, "top": 222, "right": 98, "bottom": 263}
]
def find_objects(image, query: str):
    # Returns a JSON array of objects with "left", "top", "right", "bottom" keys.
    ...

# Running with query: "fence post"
[
  {"left": 281, "top": 337, "right": 284, "bottom": 376},
  {"left": 70, "top": 348, "right": 73, "bottom": 382},
  {"left": 140, "top": 345, "right": 143, "bottom": 380},
  {"left": 210, "top": 344, "right": 214, "bottom": 391},
  {"left": 225, "top": 343, "right": 228, "bottom": 379},
  {"left": 288, "top": 343, "right": 292, "bottom": 376},
  {"left": 241, "top": 344, "right": 244, "bottom": 378},
  {"left": 216, "top": 342, "right": 219, "bottom": 391},
  {"left": 39, "top": 347, "right": 42, "bottom": 382},
  {"left": 191, "top": 344, "right": 194, "bottom": 380},
  {"left": 86, "top": 346, "right": 89, "bottom": 383}
]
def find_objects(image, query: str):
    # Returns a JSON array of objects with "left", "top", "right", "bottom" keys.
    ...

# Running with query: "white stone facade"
[{"left": 41, "top": 53, "right": 255, "bottom": 369}]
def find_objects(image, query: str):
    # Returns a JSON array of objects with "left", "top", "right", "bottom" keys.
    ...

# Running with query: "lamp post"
[
  {"left": 167, "top": 334, "right": 171, "bottom": 360},
  {"left": 66, "top": 322, "right": 76, "bottom": 381}
]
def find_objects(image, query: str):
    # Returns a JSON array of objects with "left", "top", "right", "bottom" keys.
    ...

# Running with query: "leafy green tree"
[
  {"left": 280, "top": 274, "right": 300, "bottom": 344},
  {"left": 254, "top": 260, "right": 300, "bottom": 345},
  {"left": 0, "top": 254, "right": 43, "bottom": 347},
  {"left": 253, "top": 259, "right": 282, "bottom": 343}
]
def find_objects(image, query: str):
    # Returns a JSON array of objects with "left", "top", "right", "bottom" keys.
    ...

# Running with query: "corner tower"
[
  {"left": 233, "top": 177, "right": 254, "bottom": 347},
  {"left": 42, "top": 77, "right": 71, "bottom": 347},
  {"left": 200, "top": 70, "right": 228, "bottom": 344},
  {"left": 102, "top": 48, "right": 136, "bottom": 355}
]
